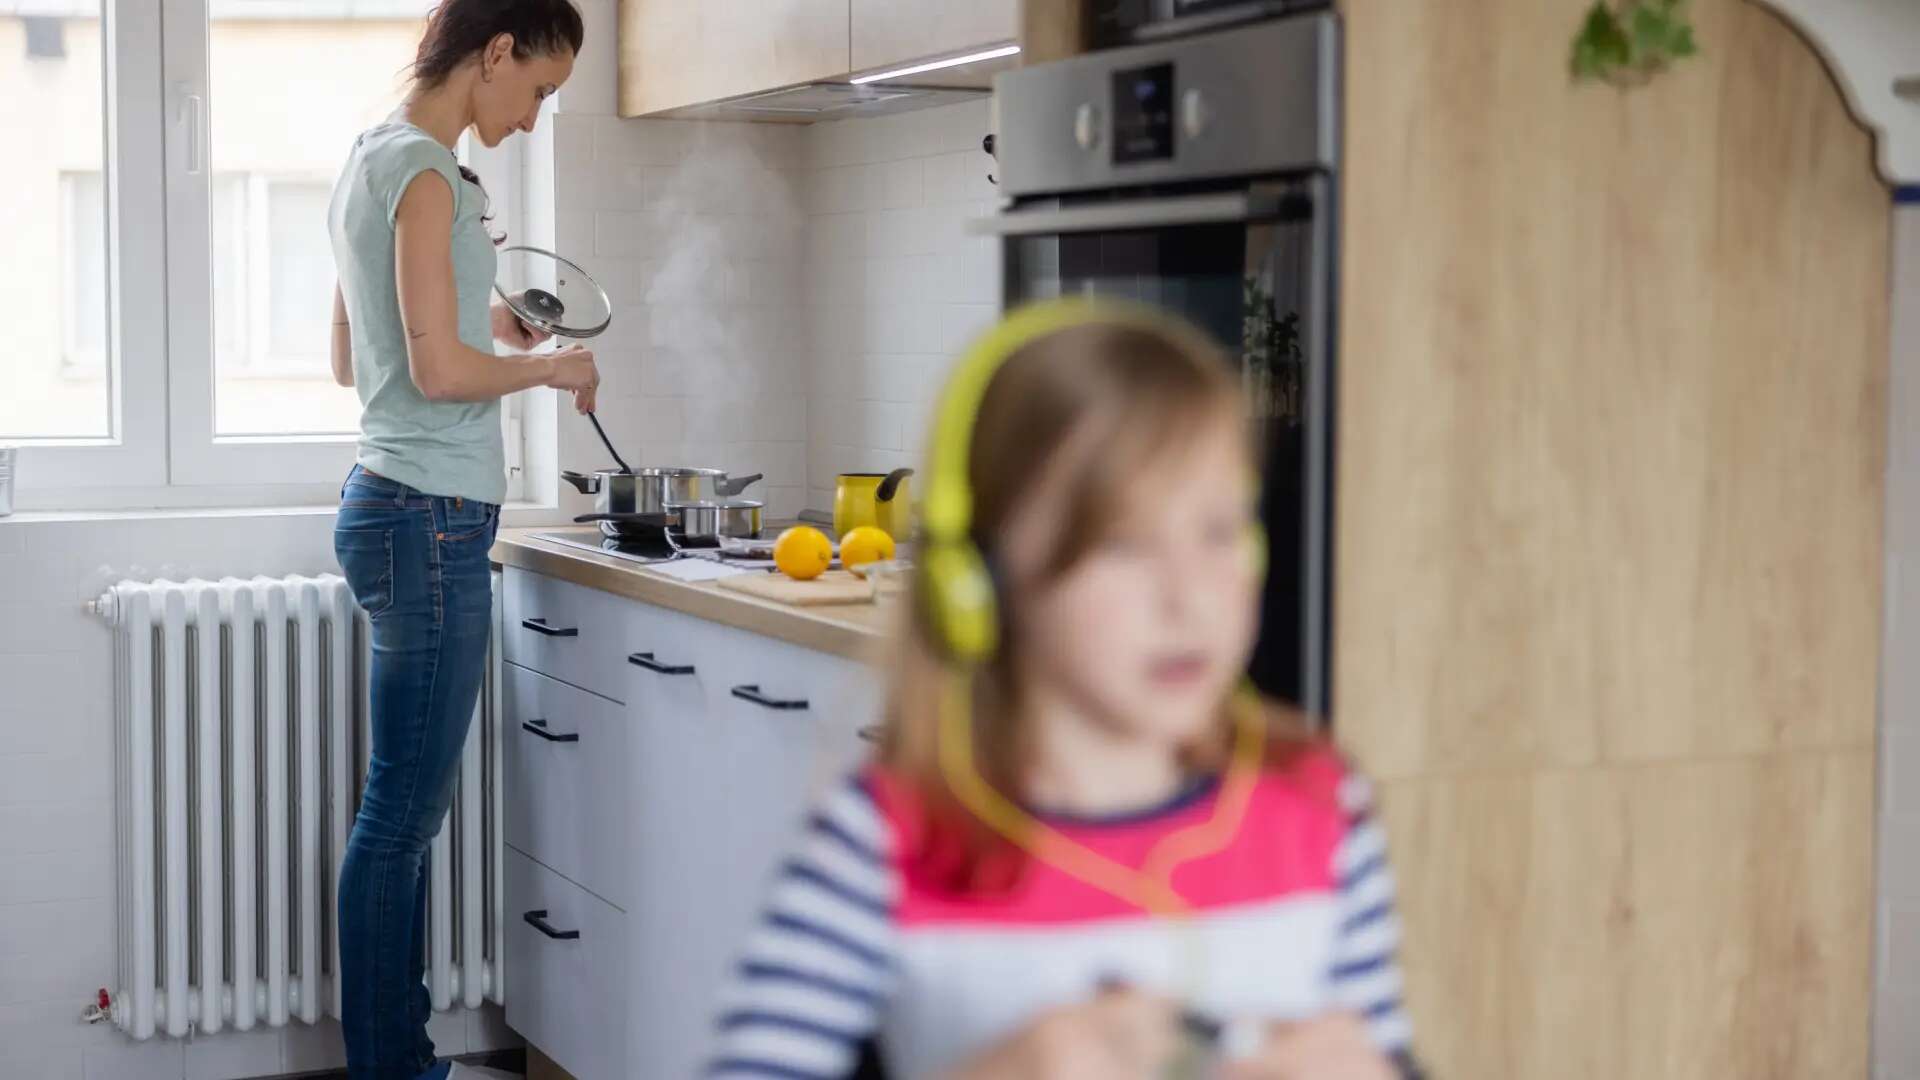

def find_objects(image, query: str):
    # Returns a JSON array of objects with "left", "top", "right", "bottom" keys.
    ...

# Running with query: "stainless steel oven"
[{"left": 983, "top": 12, "right": 1339, "bottom": 715}]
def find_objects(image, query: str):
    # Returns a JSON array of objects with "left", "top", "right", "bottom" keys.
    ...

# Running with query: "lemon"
[
  {"left": 839, "top": 526, "right": 896, "bottom": 571},
  {"left": 773, "top": 525, "right": 834, "bottom": 581}
]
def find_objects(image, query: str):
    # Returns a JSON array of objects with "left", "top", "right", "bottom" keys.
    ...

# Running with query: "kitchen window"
[{"left": 3, "top": 0, "right": 537, "bottom": 508}]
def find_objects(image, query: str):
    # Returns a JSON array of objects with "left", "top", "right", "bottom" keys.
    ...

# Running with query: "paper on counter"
[{"left": 650, "top": 559, "right": 763, "bottom": 583}]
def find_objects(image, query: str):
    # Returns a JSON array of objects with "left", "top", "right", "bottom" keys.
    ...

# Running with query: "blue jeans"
[{"left": 333, "top": 465, "right": 499, "bottom": 1080}]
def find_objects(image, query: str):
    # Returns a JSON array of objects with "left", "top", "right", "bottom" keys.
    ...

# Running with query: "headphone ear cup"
[
  {"left": 918, "top": 541, "right": 1000, "bottom": 664},
  {"left": 1246, "top": 522, "right": 1269, "bottom": 583}
]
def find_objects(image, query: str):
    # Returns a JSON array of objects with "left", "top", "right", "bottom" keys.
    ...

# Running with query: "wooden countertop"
[{"left": 491, "top": 528, "right": 897, "bottom": 664}]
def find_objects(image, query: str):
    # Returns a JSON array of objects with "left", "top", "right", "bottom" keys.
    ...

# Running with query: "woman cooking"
[{"left": 326, "top": 2, "right": 596, "bottom": 1077}]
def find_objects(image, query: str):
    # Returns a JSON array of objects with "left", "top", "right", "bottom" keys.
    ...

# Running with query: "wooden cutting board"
[{"left": 716, "top": 569, "right": 899, "bottom": 606}]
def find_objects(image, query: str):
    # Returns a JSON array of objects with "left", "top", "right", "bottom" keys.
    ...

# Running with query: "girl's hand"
[
  {"left": 545, "top": 345, "right": 599, "bottom": 415},
  {"left": 944, "top": 987, "right": 1180, "bottom": 1080},
  {"left": 492, "top": 298, "right": 552, "bottom": 350},
  {"left": 1222, "top": 1013, "right": 1396, "bottom": 1080}
]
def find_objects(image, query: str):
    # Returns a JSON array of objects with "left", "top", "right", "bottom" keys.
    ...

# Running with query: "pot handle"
[
  {"left": 716, "top": 472, "right": 764, "bottom": 496},
  {"left": 561, "top": 470, "right": 600, "bottom": 495},
  {"left": 876, "top": 467, "right": 914, "bottom": 504}
]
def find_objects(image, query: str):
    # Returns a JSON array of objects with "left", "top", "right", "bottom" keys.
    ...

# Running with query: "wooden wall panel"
[
  {"left": 1378, "top": 753, "right": 1874, "bottom": 1078},
  {"left": 1337, "top": 0, "right": 1887, "bottom": 780},
  {"left": 1335, "top": 0, "right": 1890, "bottom": 1074}
]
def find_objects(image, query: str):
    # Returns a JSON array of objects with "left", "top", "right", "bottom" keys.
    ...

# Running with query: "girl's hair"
[
  {"left": 411, "top": 0, "right": 585, "bottom": 243},
  {"left": 413, "top": 0, "right": 585, "bottom": 89},
  {"left": 876, "top": 316, "right": 1318, "bottom": 893}
]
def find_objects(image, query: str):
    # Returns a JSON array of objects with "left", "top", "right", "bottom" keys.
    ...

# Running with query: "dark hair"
[
  {"left": 412, "top": 1, "right": 583, "bottom": 243},
  {"left": 413, "top": 0, "right": 585, "bottom": 89}
]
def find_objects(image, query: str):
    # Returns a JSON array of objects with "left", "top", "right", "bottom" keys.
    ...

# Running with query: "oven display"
[{"left": 1111, "top": 63, "right": 1175, "bottom": 164}]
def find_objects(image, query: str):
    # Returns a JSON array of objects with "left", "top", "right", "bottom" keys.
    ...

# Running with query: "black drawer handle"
[
  {"left": 523, "top": 909, "right": 581, "bottom": 940},
  {"left": 520, "top": 617, "right": 579, "bottom": 638},
  {"left": 520, "top": 718, "right": 579, "bottom": 743},
  {"left": 628, "top": 651, "right": 695, "bottom": 676},
  {"left": 857, "top": 725, "right": 882, "bottom": 744},
  {"left": 731, "top": 684, "right": 810, "bottom": 711}
]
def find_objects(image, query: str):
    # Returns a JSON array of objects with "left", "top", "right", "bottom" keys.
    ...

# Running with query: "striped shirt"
[{"left": 708, "top": 751, "right": 1417, "bottom": 1078}]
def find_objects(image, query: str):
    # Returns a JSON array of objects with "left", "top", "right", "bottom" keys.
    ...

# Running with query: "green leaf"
[
  {"left": 1572, "top": 1, "right": 1632, "bottom": 79},
  {"left": 1630, "top": 5, "right": 1675, "bottom": 62},
  {"left": 1667, "top": 22, "right": 1699, "bottom": 57}
]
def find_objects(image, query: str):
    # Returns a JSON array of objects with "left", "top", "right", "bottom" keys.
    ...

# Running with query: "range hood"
[{"left": 665, "top": 81, "right": 991, "bottom": 121}]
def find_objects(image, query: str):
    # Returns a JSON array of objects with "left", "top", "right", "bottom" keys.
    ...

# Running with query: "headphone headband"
[{"left": 922, "top": 297, "right": 1182, "bottom": 544}]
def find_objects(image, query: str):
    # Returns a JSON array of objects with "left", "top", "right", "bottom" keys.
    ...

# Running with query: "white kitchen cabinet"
[
  {"left": 503, "top": 847, "right": 629, "bottom": 1080},
  {"left": 851, "top": 0, "right": 1019, "bottom": 73},
  {"left": 502, "top": 663, "right": 633, "bottom": 910},
  {"left": 500, "top": 564, "right": 884, "bottom": 1078}
]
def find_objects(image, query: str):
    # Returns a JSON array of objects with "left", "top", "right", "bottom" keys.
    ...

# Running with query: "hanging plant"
[{"left": 1571, "top": 0, "right": 1699, "bottom": 85}]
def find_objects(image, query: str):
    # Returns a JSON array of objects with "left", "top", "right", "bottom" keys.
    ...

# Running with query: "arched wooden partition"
[{"left": 1334, "top": 0, "right": 1890, "bottom": 1073}]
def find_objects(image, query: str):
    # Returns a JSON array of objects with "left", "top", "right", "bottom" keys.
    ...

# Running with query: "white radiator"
[{"left": 90, "top": 572, "right": 505, "bottom": 1040}]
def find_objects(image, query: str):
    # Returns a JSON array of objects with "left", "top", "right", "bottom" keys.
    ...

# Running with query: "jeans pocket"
[
  {"left": 334, "top": 527, "right": 395, "bottom": 617},
  {"left": 440, "top": 499, "right": 498, "bottom": 543}
]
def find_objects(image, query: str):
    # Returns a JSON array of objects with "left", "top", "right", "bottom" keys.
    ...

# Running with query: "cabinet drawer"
[
  {"left": 504, "top": 662, "right": 633, "bottom": 910},
  {"left": 504, "top": 847, "right": 628, "bottom": 1080},
  {"left": 501, "top": 568, "right": 631, "bottom": 702},
  {"left": 702, "top": 622, "right": 884, "bottom": 802}
]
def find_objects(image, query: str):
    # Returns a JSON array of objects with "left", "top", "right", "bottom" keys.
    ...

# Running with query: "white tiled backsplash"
[
  {"left": 799, "top": 102, "right": 1002, "bottom": 513},
  {"left": 546, "top": 99, "right": 999, "bottom": 522},
  {"left": 549, "top": 111, "right": 812, "bottom": 520}
]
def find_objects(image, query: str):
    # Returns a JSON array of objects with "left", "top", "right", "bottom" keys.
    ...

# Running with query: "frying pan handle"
[
  {"left": 876, "top": 467, "right": 914, "bottom": 503},
  {"left": 574, "top": 511, "right": 676, "bottom": 527},
  {"left": 716, "top": 473, "right": 764, "bottom": 497},
  {"left": 561, "top": 470, "right": 600, "bottom": 495}
]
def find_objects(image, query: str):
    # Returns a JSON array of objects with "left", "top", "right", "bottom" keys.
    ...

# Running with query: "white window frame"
[{"left": 12, "top": 0, "right": 543, "bottom": 511}]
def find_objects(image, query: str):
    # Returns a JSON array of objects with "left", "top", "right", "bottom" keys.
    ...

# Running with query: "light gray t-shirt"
[{"left": 329, "top": 120, "right": 504, "bottom": 505}]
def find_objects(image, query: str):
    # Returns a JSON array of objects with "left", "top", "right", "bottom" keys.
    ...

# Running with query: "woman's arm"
[
  {"left": 393, "top": 171, "right": 588, "bottom": 403},
  {"left": 331, "top": 285, "right": 353, "bottom": 388}
]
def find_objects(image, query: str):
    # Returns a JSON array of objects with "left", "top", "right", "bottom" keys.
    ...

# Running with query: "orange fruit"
[
  {"left": 838, "top": 526, "right": 896, "bottom": 571},
  {"left": 773, "top": 525, "right": 834, "bottom": 581}
]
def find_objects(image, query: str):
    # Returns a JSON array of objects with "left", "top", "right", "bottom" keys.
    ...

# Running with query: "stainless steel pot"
[
  {"left": 562, "top": 467, "right": 764, "bottom": 524},
  {"left": 667, "top": 498, "right": 763, "bottom": 545}
]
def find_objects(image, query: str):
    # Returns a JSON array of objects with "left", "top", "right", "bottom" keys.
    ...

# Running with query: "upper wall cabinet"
[
  {"left": 617, "top": 0, "right": 1020, "bottom": 118},
  {"left": 850, "top": 0, "right": 1019, "bottom": 73},
  {"left": 619, "top": 0, "right": 850, "bottom": 117}
]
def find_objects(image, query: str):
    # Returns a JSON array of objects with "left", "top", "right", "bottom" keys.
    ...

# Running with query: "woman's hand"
[
  {"left": 492, "top": 297, "right": 551, "bottom": 350},
  {"left": 1222, "top": 1014, "right": 1397, "bottom": 1080},
  {"left": 942, "top": 987, "right": 1180, "bottom": 1080},
  {"left": 546, "top": 344, "right": 599, "bottom": 415}
]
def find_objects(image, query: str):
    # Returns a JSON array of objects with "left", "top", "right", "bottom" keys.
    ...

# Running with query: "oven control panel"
[
  {"left": 1112, "top": 62, "right": 1176, "bottom": 163},
  {"left": 993, "top": 12, "right": 1337, "bottom": 197}
]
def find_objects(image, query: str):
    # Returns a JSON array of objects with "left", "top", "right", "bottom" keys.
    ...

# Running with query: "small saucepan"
[{"left": 665, "top": 498, "right": 763, "bottom": 548}]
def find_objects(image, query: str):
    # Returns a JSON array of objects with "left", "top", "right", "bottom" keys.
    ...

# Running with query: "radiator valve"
[{"left": 81, "top": 988, "right": 111, "bottom": 1024}]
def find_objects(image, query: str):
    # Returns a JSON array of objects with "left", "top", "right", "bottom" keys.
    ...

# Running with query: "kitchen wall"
[
  {"left": 545, "top": 108, "right": 812, "bottom": 521},
  {"left": 551, "top": 0, "right": 848, "bottom": 524},
  {"left": 796, "top": 101, "right": 1003, "bottom": 513},
  {"left": 0, "top": 512, "right": 522, "bottom": 1079},
  {"left": 1877, "top": 190, "right": 1920, "bottom": 1079}
]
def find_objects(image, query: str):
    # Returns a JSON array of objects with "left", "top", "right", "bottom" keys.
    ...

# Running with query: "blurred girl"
[{"left": 708, "top": 302, "right": 1417, "bottom": 1079}]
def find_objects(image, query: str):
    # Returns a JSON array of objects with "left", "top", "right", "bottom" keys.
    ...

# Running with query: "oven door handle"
[{"left": 968, "top": 192, "right": 1286, "bottom": 237}]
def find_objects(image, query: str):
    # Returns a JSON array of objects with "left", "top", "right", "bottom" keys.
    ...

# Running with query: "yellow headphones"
[{"left": 916, "top": 296, "right": 1268, "bottom": 664}]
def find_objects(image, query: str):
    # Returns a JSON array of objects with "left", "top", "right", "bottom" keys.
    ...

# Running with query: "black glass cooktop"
[{"left": 530, "top": 527, "right": 679, "bottom": 564}]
